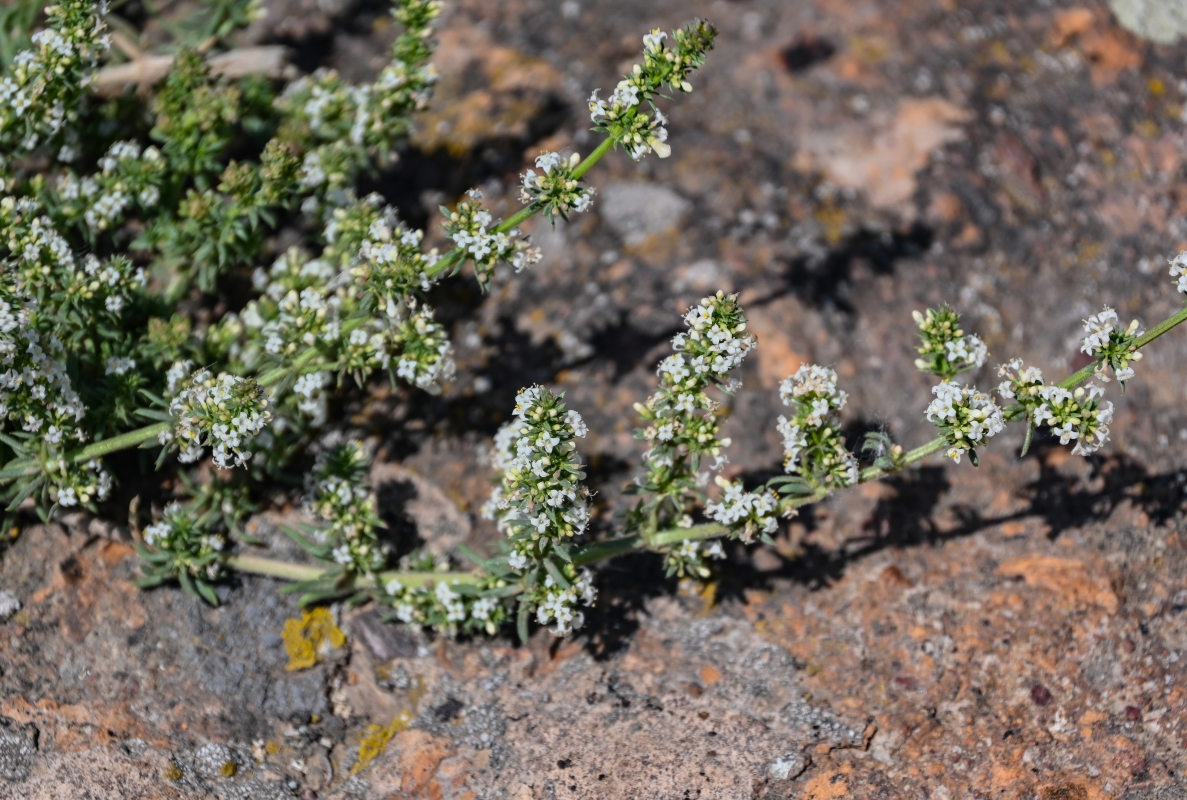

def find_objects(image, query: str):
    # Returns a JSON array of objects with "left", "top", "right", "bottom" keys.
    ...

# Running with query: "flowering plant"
[{"left": 1, "top": 2, "right": 1185, "bottom": 643}]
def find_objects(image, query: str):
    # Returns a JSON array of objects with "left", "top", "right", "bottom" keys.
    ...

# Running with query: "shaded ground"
[{"left": 3, "top": 0, "right": 1187, "bottom": 797}]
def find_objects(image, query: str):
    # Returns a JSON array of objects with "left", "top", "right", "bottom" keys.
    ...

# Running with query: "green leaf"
[
  {"left": 552, "top": 542, "right": 572, "bottom": 563},
  {"left": 0, "top": 432, "right": 28, "bottom": 452},
  {"left": 543, "top": 558, "right": 571, "bottom": 590},
  {"left": 178, "top": 569, "right": 199, "bottom": 600},
  {"left": 298, "top": 587, "right": 351, "bottom": 607},
  {"left": 194, "top": 578, "right": 220, "bottom": 606},
  {"left": 456, "top": 544, "right": 487, "bottom": 569},
  {"left": 134, "top": 573, "right": 170, "bottom": 589},
  {"left": 516, "top": 601, "right": 531, "bottom": 644},
  {"left": 6, "top": 477, "right": 41, "bottom": 512},
  {"left": 282, "top": 525, "right": 332, "bottom": 560}
]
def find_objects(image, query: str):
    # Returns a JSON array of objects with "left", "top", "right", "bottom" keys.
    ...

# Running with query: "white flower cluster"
[
  {"left": 332, "top": 193, "right": 437, "bottom": 302},
  {"left": 383, "top": 571, "right": 508, "bottom": 638},
  {"left": 443, "top": 189, "right": 542, "bottom": 288},
  {"left": 776, "top": 364, "right": 859, "bottom": 488},
  {"left": 997, "top": 360, "right": 1115, "bottom": 456},
  {"left": 389, "top": 300, "right": 457, "bottom": 390},
  {"left": 0, "top": 0, "right": 109, "bottom": 152},
  {"left": 705, "top": 477, "right": 779, "bottom": 544},
  {"left": 0, "top": 197, "right": 146, "bottom": 318},
  {"left": 996, "top": 358, "right": 1045, "bottom": 405},
  {"left": 635, "top": 292, "right": 755, "bottom": 505},
  {"left": 518, "top": 151, "right": 596, "bottom": 220},
  {"left": 483, "top": 386, "right": 592, "bottom": 570},
  {"left": 142, "top": 501, "right": 226, "bottom": 581},
  {"left": 1169, "top": 251, "right": 1187, "bottom": 295},
  {"left": 535, "top": 568, "right": 597, "bottom": 636},
  {"left": 588, "top": 83, "right": 670, "bottom": 160},
  {"left": 586, "top": 22, "right": 716, "bottom": 161},
  {"left": 0, "top": 292, "right": 112, "bottom": 508},
  {"left": 306, "top": 439, "right": 386, "bottom": 574},
  {"left": 925, "top": 382, "right": 1005, "bottom": 464},
  {"left": 1032, "top": 384, "right": 1113, "bottom": 455},
  {"left": 277, "top": 0, "right": 440, "bottom": 193},
  {"left": 242, "top": 249, "right": 347, "bottom": 359},
  {"left": 1079, "top": 306, "right": 1143, "bottom": 384},
  {"left": 55, "top": 140, "right": 164, "bottom": 233},
  {"left": 293, "top": 372, "right": 331, "bottom": 427},
  {"left": 162, "top": 369, "right": 271, "bottom": 469},
  {"left": 943, "top": 335, "right": 988, "bottom": 370}
]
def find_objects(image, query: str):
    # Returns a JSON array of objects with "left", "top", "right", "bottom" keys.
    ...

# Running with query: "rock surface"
[{"left": 3, "top": 0, "right": 1187, "bottom": 798}]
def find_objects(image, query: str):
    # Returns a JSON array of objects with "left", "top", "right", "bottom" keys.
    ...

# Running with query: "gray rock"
[{"left": 1109, "top": 0, "right": 1187, "bottom": 43}]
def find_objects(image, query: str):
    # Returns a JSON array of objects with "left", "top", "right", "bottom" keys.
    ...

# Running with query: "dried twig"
[{"left": 93, "top": 45, "right": 296, "bottom": 95}]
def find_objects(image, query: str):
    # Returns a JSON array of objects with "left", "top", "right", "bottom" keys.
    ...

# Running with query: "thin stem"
[
  {"left": 227, "top": 553, "right": 477, "bottom": 589},
  {"left": 227, "top": 553, "right": 325, "bottom": 582}
]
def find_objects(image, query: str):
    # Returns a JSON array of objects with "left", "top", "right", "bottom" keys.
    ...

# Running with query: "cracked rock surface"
[{"left": 3, "top": 0, "right": 1187, "bottom": 797}]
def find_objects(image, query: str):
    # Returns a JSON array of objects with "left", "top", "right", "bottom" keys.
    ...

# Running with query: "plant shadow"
[{"left": 573, "top": 447, "right": 1186, "bottom": 655}]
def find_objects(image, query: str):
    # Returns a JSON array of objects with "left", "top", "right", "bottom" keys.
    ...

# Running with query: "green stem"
[
  {"left": 227, "top": 553, "right": 325, "bottom": 582},
  {"left": 0, "top": 422, "right": 169, "bottom": 481},
  {"left": 227, "top": 553, "right": 476, "bottom": 589}
]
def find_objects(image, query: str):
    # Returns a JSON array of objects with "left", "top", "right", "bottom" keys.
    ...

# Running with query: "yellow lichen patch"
[
  {"left": 282, "top": 607, "right": 346, "bottom": 671},
  {"left": 813, "top": 203, "right": 847, "bottom": 247},
  {"left": 164, "top": 763, "right": 183, "bottom": 780},
  {"left": 351, "top": 710, "right": 414, "bottom": 774},
  {"left": 220, "top": 761, "right": 237, "bottom": 777}
]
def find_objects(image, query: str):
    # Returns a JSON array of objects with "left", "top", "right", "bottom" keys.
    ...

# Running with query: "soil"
[{"left": 2, "top": 0, "right": 1187, "bottom": 798}]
